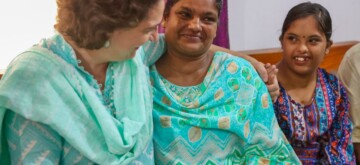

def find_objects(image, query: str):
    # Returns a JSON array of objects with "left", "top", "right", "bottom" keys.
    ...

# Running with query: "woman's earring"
[
  {"left": 103, "top": 40, "right": 110, "bottom": 48},
  {"left": 161, "top": 19, "right": 167, "bottom": 28}
]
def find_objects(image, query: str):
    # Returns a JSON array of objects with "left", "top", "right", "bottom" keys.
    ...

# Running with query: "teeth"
[{"left": 295, "top": 57, "right": 305, "bottom": 62}]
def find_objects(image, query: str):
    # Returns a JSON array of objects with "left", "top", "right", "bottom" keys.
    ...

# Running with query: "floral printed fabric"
[{"left": 151, "top": 52, "right": 301, "bottom": 165}]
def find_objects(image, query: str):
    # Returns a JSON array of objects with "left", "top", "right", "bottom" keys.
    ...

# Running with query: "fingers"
[
  {"left": 266, "top": 75, "right": 280, "bottom": 102},
  {"left": 261, "top": 63, "right": 280, "bottom": 102},
  {"left": 266, "top": 64, "right": 278, "bottom": 77},
  {"left": 265, "top": 64, "right": 278, "bottom": 85},
  {"left": 267, "top": 83, "right": 280, "bottom": 102},
  {"left": 254, "top": 61, "right": 268, "bottom": 83}
]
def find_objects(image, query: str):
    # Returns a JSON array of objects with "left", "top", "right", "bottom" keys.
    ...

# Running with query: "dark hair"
[
  {"left": 55, "top": 0, "right": 161, "bottom": 50},
  {"left": 280, "top": 2, "right": 332, "bottom": 43},
  {"left": 163, "top": 0, "right": 223, "bottom": 18}
]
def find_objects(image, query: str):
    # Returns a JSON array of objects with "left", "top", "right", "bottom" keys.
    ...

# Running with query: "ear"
[
  {"left": 161, "top": 19, "right": 166, "bottom": 28},
  {"left": 279, "top": 37, "right": 284, "bottom": 49},
  {"left": 325, "top": 48, "right": 330, "bottom": 54},
  {"left": 161, "top": 15, "right": 169, "bottom": 28},
  {"left": 325, "top": 40, "right": 333, "bottom": 54}
]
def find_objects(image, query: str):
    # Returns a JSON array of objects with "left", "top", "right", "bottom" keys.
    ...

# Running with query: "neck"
[
  {"left": 277, "top": 62, "right": 317, "bottom": 89},
  {"left": 155, "top": 50, "right": 214, "bottom": 86},
  {"left": 277, "top": 62, "right": 318, "bottom": 105},
  {"left": 64, "top": 36, "right": 109, "bottom": 87}
]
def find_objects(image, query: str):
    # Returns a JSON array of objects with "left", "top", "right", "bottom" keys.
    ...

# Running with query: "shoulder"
[
  {"left": 213, "top": 51, "right": 264, "bottom": 87},
  {"left": 13, "top": 47, "right": 62, "bottom": 74},
  {"left": 213, "top": 51, "right": 254, "bottom": 69},
  {"left": 318, "top": 68, "right": 339, "bottom": 84},
  {"left": 318, "top": 68, "right": 345, "bottom": 95},
  {"left": 0, "top": 46, "right": 68, "bottom": 87},
  {"left": 338, "top": 43, "right": 360, "bottom": 76},
  {"left": 344, "top": 43, "right": 360, "bottom": 60}
]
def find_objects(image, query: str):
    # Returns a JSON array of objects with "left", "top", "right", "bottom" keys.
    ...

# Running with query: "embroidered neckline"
[
  {"left": 41, "top": 33, "right": 117, "bottom": 116},
  {"left": 158, "top": 74, "right": 205, "bottom": 103}
]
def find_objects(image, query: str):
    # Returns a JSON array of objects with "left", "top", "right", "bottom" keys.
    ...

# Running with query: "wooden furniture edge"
[{"left": 238, "top": 40, "right": 360, "bottom": 73}]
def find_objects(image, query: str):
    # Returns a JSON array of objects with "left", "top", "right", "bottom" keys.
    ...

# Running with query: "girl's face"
[{"left": 280, "top": 15, "right": 332, "bottom": 76}]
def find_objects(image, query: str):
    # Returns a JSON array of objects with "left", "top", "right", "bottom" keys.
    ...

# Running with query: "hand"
[
  {"left": 264, "top": 63, "right": 280, "bottom": 102},
  {"left": 251, "top": 61, "right": 269, "bottom": 82}
]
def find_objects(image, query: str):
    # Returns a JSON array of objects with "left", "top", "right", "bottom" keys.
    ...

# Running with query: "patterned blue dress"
[{"left": 274, "top": 68, "right": 355, "bottom": 164}]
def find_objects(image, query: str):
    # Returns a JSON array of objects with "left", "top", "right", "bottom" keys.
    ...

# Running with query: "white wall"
[
  {"left": 0, "top": 0, "right": 57, "bottom": 70},
  {"left": 228, "top": 0, "right": 360, "bottom": 51}
]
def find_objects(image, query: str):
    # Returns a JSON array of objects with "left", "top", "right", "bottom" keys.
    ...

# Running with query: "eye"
[
  {"left": 308, "top": 37, "right": 321, "bottom": 45},
  {"left": 203, "top": 16, "right": 217, "bottom": 24},
  {"left": 143, "top": 26, "right": 158, "bottom": 34},
  {"left": 286, "top": 36, "right": 297, "bottom": 43},
  {"left": 177, "top": 11, "right": 191, "bottom": 19}
]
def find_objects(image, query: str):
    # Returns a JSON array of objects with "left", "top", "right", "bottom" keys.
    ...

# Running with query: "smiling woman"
[
  {"left": 151, "top": 0, "right": 300, "bottom": 164},
  {"left": 0, "top": 0, "right": 165, "bottom": 164}
]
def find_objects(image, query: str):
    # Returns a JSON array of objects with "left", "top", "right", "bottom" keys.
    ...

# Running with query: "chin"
[
  {"left": 293, "top": 68, "right": 316, "bottom": 76},
  {"left": 129, "top": 52, "right": 137, "bottom": 58},
  {"left": 181, "top": 45, "right": 206, "bottom": 53}
]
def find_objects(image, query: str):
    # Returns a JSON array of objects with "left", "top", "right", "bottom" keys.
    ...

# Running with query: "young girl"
[{"left": 274, "top": 2, "right": 355, "bottom": 164}]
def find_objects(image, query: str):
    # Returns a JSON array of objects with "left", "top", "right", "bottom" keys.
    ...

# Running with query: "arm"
[
  {"left": 265, "top": 63, "right": 280, "bottom": 102},
  {"left": 338, "top": 47, "right": 360, "bottom": 163},
  {"left": 209, "top": 45, "right": 265, "bottom": 77},
  {"left": 4, "top": 111, "right": 62, "bottom": 164},
  {"left": 142, "top": 34, "right": 166, "bottom": 66},
  {"left": 244, "top": 65, "right": 300, "bottom": 164},
  {"left": 324, "top": 84, "right": 355, "bottom": 164},
  {"left": 210, "top": 44, "right": 280, "bottom": 102}
]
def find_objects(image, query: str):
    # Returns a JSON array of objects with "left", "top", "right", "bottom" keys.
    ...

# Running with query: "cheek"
[
  {"left": 314, "top": 50, "right": 326, "bottom": 60},
  {"left": 282, "top": 46, "right": 294, "bottom": 56},
  {"left": 310, "top": 45, "right": 326, "bottom": 55},
  {"left": 208, "top": 26, "right": 218, "bottom": 35},
  {"left": 135, "top": 34, "right": 151, "bottom": 45}
]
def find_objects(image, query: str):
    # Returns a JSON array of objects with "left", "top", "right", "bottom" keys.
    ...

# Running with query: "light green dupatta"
[{"left": 0, "top": 37, "right": 153, "bottom": 164}]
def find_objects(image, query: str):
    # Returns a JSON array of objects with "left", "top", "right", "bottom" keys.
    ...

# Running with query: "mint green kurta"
[{"left": 0, "top": 33, "right": 164, "bottom": 164}]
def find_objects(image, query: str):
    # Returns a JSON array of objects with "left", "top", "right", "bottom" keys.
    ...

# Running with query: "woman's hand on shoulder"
[{"left": 264, "top": 63, "right": 280, "bottom": 102}]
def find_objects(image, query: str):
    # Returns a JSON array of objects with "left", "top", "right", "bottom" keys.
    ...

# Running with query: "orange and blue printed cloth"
[{"left": 274, "top": 68, "right": 355, "bottom": 164}]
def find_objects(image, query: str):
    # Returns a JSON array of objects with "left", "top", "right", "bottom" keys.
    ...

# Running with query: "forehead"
[
  {"left": 173, "top": 0, "right": 218, "bottom": 14},
  {"left": 138, "top": 0, "right": 165, "bottom": 28},
  {"left": 286, "top": 16, "right": 324, "bottom": 36}
]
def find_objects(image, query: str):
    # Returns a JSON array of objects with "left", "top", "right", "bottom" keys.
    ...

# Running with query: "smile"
[
  {"left": 294, "top": 56, "right": 310, "bottom": 62},
  {"left": 181, "top": 34, "right": 202, "bottom": 40}
]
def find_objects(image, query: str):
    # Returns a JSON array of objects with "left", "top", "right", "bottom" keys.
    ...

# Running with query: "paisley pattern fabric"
[
  {"left": 151, "top": 52, "right": 301, "bottom": 165},
  {"left": 274, "top": 68, "right": 355, "bottom": 165}
]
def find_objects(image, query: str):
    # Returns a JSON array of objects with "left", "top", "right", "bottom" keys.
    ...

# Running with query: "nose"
[
  {"left": 188, "top": 18, "right": 201, "bottom": 31},
  {"left": 149, "top": 31, "right": 159, "bottom": 42},
  {"left": 298, "top": 42, "right": 309, "bottom": 54}
]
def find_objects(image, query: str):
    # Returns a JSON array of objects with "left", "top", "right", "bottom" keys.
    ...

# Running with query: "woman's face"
[
  {"left": 280, "top": 16, "right": 331, "bottom": 76},
  {"left": 163, "top": 0, "right": 218, "bottom": 57},
  {"left": 105, "top": 0, "right": 165, "bottom": 61}
]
